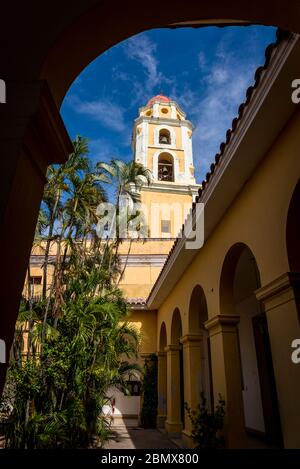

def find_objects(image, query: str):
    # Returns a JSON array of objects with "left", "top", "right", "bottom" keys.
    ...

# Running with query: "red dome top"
[{"left": 147, "top": 95, "right": 171, "bottom": 106}]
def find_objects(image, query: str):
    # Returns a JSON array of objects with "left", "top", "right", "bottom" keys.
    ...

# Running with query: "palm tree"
[
  {"left": 3, "top": 147, "right": 144, "bottom": 449},
  {"left": 41, "top": 136, "right": 90, "bottom": 300},
  {"left": 96, "top": 160, "right": 152, "bottom": 275}
]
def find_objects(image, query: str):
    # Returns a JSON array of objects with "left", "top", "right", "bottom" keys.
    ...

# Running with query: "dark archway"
[
  {"left": 159, "top": 322, "right": 167, "bottom": 352},
  {"left": 220, "top": 243, "right": 283, "bottom": 446},
  {"left": 169, "top": 308, "right": 184, "bottom": 430},
  {"left": 188, "top": 285, "right": 213, "bottom": 409},
  {"left": 1, "top": 0, "right": 299, "bottom": 398},
  {"left": 157, "top": 322, "right": 168, "bottom": 428},
  {"left": 34, "top": 2, "right": 300, "bottom": 107},
  {"left": 171, "top": 308, "right": 182, "bottom": 345}
]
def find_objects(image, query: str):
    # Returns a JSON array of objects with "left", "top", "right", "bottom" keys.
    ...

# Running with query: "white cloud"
[
  {"left": 171, "top": 85, "right": 198, "bottom": 113},
  {"left": 66, "top": 94, "right": 126, "bottom": 133},
  {"left": 124, "top": 35, "right": 161, "bottom": 90},
  {"left": 191, "top": 36, "right": 259, "bottom": 181},
  {"left": 123, "top": 34, "right": 173, "bottom": 104},
  {"left": 198, "top": 51, "right": 207, "bottom": 69}
]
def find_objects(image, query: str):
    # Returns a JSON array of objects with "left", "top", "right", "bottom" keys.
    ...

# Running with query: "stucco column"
[
  {"left": 256, "top": 272, "right": 300, "bottom": 448},
  {"left": 165, "top": 344, "right": 183, "bottom": 435},
  {"left": 157, "top": 351, "right": 167, "bottom": 428},
  {"left": 0, "top": 81, "right": 72, "bottom": 395},
  {"left": 204, "top": 314, "right": 246, "bottom": 448},
  {"left": 180, "top": 334, "right": 202, "bottom": 447}
]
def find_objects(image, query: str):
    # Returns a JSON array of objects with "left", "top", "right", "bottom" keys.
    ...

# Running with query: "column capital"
[
  {"left": 204, "top": 315, "right": 240, "bottom": 336},
  {"left": 157, "top": 351, "right": 167, "bottom": 358},
  {"left": 164, "top": 344, "right": 181, "bottom": 353},
  {"left": 255, "top": 272, "right": 300, "bottom": 311},
  {"left": 179, "top": 334, "right": 202, "bottom": 345}
]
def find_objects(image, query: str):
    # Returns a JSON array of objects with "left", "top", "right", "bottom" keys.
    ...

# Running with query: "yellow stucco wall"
[
  {"left": 140, "top": 189, "right": 192, "bottom": 238},
  {"left": 156, "top": 107, "right": 300, "bottom": 343},
  {"left": 154, "top": 107, "right": 300, "bottom": 448},
  {"left": 126, "top": 309, "right": 157, "bottom": 356}
]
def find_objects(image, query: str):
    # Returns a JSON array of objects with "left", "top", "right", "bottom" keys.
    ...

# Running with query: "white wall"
[
  {"left": 103, "top": 387, "right": 140, "bottom": 418},
  {"left": 236, "top": 295, "right": 265, "bottom": 433},
  {"left": 234, "top": 248, "right": 265, "bottom": 433}
]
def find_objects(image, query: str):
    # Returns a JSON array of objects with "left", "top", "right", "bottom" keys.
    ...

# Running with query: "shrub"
[
  {"left": 140, "top": 354, "right": 158, "bottom": 428},
  {"left": 185, "top": 393, "right": 225, "bottom": 449}
]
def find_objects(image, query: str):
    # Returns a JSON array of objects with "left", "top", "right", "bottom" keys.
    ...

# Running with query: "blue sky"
[{"left": 62, "top": 25, "right": 276, "bottom": 182}]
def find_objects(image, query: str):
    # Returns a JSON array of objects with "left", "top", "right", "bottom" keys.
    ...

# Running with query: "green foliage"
[
  {"left": 140, "top": 354, "right": 158, "bottom": 429},
  {"left": 0, "top": 138, "right": 147, "bottom": 448},
  {"left": 185, "top": 393, "right": 226, "bottom": 449}
]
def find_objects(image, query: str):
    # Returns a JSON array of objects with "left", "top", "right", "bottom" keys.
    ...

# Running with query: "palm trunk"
[
  {"left": 41, "top": 219, "right": 64, "bottom": 354},
  {"left": 26, "top": 265, "right": 34, "bottom": 360},
  {"left": 117, "top": 237, "right": 133, "bottom": 285},
  {"left": 43, "top": 190, "right": 60, "bottom": 300}
]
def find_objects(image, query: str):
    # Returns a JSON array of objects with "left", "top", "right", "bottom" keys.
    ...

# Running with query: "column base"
[
  {"left": 181, "top": 429, "right": 196, "bottom": 448},
  {"left": 165, "top": 420, "right": 183, "bottom": 436},
  {"left": 156, "top": 414, "right": 167, "bottom": 429}
]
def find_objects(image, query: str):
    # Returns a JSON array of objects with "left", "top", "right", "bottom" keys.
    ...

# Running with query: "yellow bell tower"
[
  {"left": 132, "top": 95, "right": 200, "bottom": 238},
  {"left": 118, "top": 95, "right": 199, "bottom": 301}
]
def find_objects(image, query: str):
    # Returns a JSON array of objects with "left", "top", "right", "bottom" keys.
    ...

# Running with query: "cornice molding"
[
  {"left": 180, "top": 334, "right": 203, "bottom": 345},
  {"left": 255, "top": 272, "right": 300, "bottom": 309},
  {"left": 204, "top": 315, "right": 240, "bottom": 337},
  {"left": 141, "top": 182, "right": 200, "bottom": 195},
  {"left": 119, "top": 254, "right": 168, "bottom": 267},
  {"left": 164, "top": 344, "right": 181, "bottom": 352}
]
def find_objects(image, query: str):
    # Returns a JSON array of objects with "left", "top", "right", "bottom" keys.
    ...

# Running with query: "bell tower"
[
  {"left": 133, "top": 94, "right": 198, "bottom": 186},
  {"left": 131, "top": 95, "right": 200, "bottom": 237},
  {"left": 117, "top": 95, "right": 200, "bottom": 300}
]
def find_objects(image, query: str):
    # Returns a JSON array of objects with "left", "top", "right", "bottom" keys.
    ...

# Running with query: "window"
[
  {"left": 158, "top": 153, "right": 174, "bottom": 181},
  {"left": 126, "top": 380, "right": 141, "bottom": 396},
  {"left": 29, "top": 276, "right": 42, "bottom": 285},
  {"left": 161, "top": 107, "right": 169, "bottom": 114},
  {"left": 161, "top": 220, "right": 171, "bottom": 233},
  {"left": 159, "top": 129, "right": 171, "bottom": 145}
]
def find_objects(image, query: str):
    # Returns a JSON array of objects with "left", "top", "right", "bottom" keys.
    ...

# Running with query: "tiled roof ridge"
[
  {"left": 145, "top": 28, "right": 292, "bottom": 306},
  {"left": 127, "top": 297, "right": 147, "bottom": 305}
]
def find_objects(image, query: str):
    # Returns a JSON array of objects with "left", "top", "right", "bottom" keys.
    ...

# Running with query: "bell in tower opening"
[
  {"left": 158, "top": 154, "right": 174, "bottom": 182},
  {"left": 159, "top": 129, "right": 171, "bottom": 145}
]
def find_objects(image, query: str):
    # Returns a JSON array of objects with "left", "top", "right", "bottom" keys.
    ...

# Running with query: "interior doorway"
[
  {"left": 252, "top": 313, "right": 283, "bottom": 445},
  {"left": 232, "top": 246, "right": 282, "bottom": 446}
]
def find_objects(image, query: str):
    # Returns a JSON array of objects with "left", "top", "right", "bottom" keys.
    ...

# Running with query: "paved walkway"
[
  {"left": 101, "top": 418, "right": 275, "bottom": 450},
  {"left": 103, "top": 419, "right": 179, "bottom": 450}
]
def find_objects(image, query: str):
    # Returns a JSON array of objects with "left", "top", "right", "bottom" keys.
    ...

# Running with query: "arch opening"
[
  {"left": 170, "top": 308, "right": 184, "bottom": 429},
  {"left": 157, "top": 322, "right": 168, "bottom": 428},
  {"left": 159, "top": 321, "right": 167, "bottom": 352},
  {"left": 188, "top": 285, "right": 213, "bottom": 410},
  {"left": 35, "top": 4, "right": 299, "bottom": 107},
  {"left": 220, "top": 243, "right": 283, "bottom": 446}
]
